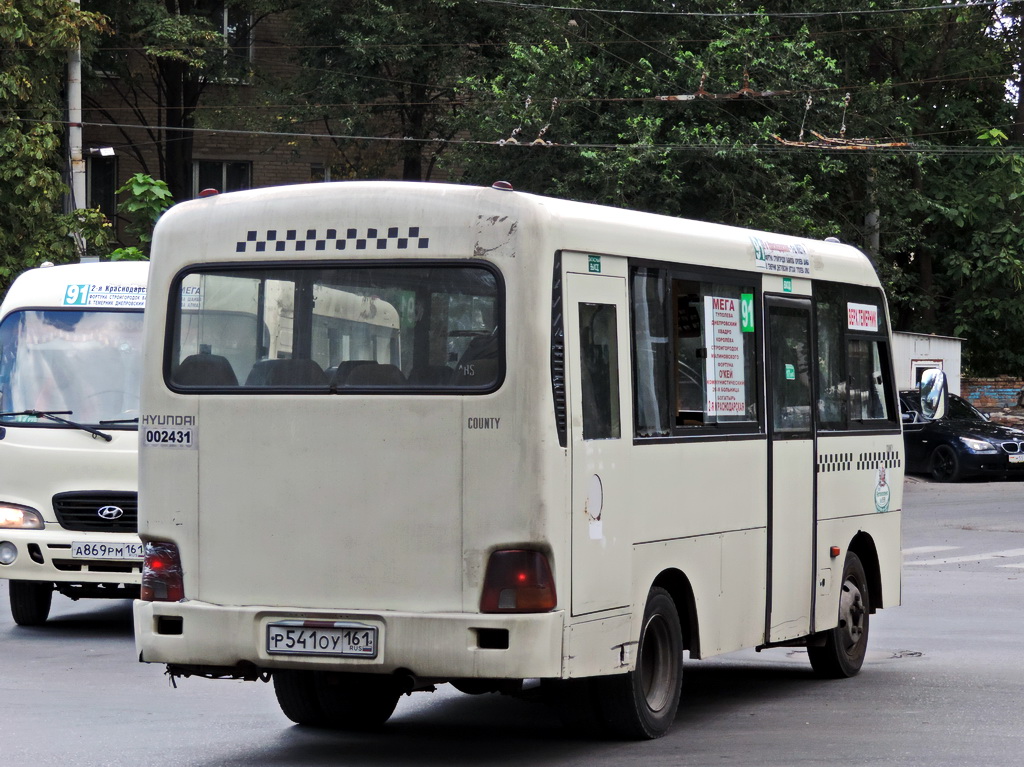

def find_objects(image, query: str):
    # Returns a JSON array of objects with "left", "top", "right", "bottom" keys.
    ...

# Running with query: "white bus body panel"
[{"left": 134, "top": 182, "right": 901, "bottom": 682}]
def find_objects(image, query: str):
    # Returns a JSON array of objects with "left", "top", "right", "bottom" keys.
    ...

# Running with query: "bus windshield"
[
  {"left": 0, "top": 309, "right": 144, "bottom": 426},
  {"left": 169, "top": 263, "right": 502, "bottom": 391}
]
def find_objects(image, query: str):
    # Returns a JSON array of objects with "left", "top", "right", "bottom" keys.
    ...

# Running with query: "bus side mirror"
[{"left": 918, "top": 369, "right": 948, "bottom": 421}]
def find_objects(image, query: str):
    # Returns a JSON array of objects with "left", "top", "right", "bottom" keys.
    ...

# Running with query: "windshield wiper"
[
  {"left": 99, "top": 417, "right": 139, "bottom": 425},
  {"left": 0, "top": 410, "right": 113, "bottom": 442}
]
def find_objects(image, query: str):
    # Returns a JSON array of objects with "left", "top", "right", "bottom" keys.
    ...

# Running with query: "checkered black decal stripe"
[
  {"left": 818, "top": 452, "right": 853, "bottom": 473},
  {"left": 856, "top": 450, "right": 901, "bottom": 471},
  {"left": 818, "top": 450, "right": 902, "bottom": 473},
  {"left": 236, "top": 227, "right": 430, "bottom": 254}
]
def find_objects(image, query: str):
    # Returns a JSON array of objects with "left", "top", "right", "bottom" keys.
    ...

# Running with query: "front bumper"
[
  {"left": 0, "top": 528, "right": 142, "bottom": 585},
  {"left": 959, "top": 452, "right": 1024, "bottom": 477},
  {"left": 135, "top": 599, "right": 565, "bottom": 681}
]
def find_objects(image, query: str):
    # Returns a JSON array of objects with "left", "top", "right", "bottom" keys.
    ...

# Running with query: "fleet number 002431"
[{"left": 144, "top": 428, "right": 194, "bottom": 448}]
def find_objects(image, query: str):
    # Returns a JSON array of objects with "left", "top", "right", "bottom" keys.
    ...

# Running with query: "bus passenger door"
[
  {"left": 566, "top": 272, "right": 633, "bottom": 616},
  {"left": 765, "top": 297, "right": 816, "bottom": 643}
]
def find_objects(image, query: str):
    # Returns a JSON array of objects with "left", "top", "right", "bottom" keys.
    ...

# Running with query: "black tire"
[
  {"left": 9, "top": 580, "right": 53, "bottom": 626},
  {"left": 929, "top": 444, "right": 962, "bottom": 482},
  {"left": 808, "top": 552, "right": 870, "bottom": 679},
  {"left": 273, "top": 669, "right": 328, "bottom": 726},
  {"left": 595, "top": 587, "right": 683, "bottom": 740},
  {"left": 314, "top": 672, "right": 401, "bottom": 730}
]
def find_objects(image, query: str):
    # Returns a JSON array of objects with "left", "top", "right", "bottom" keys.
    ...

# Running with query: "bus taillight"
[
  {"left": 480, "top": 549, "right": 556, "bottom": 613},
  {"left": 141, "top": 541, "right": 184, "bottom": 602}
]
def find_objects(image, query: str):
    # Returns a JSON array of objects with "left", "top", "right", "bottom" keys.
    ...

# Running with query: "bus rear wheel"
[
  {"left": 808, "top": 551, "right": 870, "bottom": 678},
  {"left": 9, "top": 580, "right": 53, "bottom": 626},
  {"left": 273, "top": 669, "right": 328, "bottom": 726},
  {"left": 314, "top": 672, "right": 402, "bottom": 730},
  {"left": 596, "top": 586, "right": 683, "bottom": 739}
]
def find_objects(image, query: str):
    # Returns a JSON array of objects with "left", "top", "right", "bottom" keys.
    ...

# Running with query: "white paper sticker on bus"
[{"left": 847, "top": 302, "right": 878, "bottom": 331}]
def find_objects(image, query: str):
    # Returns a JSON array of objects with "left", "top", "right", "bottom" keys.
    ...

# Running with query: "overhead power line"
[
  {"left": 42, "top": 118, "right": 1024, "bottom": 157},
  {"left": 474, "top": 0, "right": 1021, "bottom": 18}
]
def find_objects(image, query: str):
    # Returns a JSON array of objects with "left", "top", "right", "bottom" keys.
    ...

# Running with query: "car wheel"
[
  {"left": 929, "top": 444, "right": 962, "bottom": 482},
  {"left": 9, "top": 580, "right": 53, "bottom": 626},
  {"left": 808, "top": 552, "right": 870, "bottom": 678}
]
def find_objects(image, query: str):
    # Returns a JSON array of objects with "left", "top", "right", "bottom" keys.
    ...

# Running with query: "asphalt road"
[{"left": 1, "top": 476, "right": 1022, "bottom": 766}]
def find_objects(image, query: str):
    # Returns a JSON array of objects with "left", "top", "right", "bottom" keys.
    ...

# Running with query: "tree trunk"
[{"left": 912, "top": 165, "right": 938, "bottom": 328}]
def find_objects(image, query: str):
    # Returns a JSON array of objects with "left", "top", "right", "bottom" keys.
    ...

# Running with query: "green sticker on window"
[
  {"left": 783, "top": 277, "right": 793, "bottom": 293},
  {"left": 785, "top": 363, "right": 796, "bottom": 380},
  {"left": 740, "top": 293, "right": 754, "bottom": 332},
  {"left": 588, "top": 255, "right": 601, "bottom": 273}
]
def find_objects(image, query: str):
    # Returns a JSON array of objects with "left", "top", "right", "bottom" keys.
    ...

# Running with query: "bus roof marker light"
[
  {"left": 198, "top": 188, "right": 219, "bottom": 198},
  {"left": 491, "top": 181, "right": 514, "bottom": 191}
]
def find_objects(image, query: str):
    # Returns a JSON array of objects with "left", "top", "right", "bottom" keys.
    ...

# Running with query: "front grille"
[
  {"left": 1001, "top": 441, "right": 1023, "bottom": 454},
  {"left": 52, "top": 491, "right": 138, "bottom": 533}
]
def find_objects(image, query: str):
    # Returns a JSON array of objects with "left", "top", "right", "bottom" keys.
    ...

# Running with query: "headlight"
[
  {"left": 959, "top": 436, "right": 998, "bottom": 454},
  {"left": 0, "top": 504, "right": 44, "bottom": 530}
]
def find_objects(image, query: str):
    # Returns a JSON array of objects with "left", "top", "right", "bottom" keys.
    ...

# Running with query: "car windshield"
[
  {"left": 903, "top": 392, "right": 984, "bottom": 423},
  {"left": 946, "top": 395, "right": 986, "bottom": 421},
  {"left": 0, "top": 310, "right": 144, "bottom": 426}
]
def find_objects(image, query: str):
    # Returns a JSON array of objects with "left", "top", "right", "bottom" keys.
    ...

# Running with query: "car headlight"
[
  {"left": 959, "top": 436, "right": 999, "bottom": 454},
  {"left": 0, "top": 503, "right": 44, "bottom": 530}
]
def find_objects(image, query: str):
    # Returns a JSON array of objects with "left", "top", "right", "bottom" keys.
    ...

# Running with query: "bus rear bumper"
[{"left": 134, "top": 600, "right": 566, "bottom": 680}]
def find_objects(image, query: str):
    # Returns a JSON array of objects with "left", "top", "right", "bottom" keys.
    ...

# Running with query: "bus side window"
[
  {"left": 580, "top": 303, "right": 620, "bottom": 441},
  {"left": 848, "top": 338, "right": 890, "bottom": 421}
]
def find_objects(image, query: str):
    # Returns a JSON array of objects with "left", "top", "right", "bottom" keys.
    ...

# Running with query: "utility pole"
[
  {"left": 865, "top": 167, "right": 880, "bottom": 262},
  {"left": 68, "top": 0, "right": 90, "bottom": 261}
]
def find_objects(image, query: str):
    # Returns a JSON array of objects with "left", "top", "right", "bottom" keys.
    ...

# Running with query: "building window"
[
  {"left": 196, "top": 1, "right": 252, "bottom": 81},
  {"left": 193, "top": 161, "right": 251, "bottom": 196}
]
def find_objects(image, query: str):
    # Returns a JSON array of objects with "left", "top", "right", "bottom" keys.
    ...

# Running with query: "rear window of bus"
[{"left": 166, "top": 263, "right": 503, "bottom": 393}]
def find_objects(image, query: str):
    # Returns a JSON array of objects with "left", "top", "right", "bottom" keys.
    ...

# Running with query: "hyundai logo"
[{"left": 97, "top": 505, "right": 125, "bottom": 520}]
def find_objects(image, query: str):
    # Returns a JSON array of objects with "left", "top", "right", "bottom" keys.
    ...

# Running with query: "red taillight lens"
[
  {"left": 480, "top": 549, "right": 557, "bottom": 613},
  {"left": 141, "top": 541, "right": 184, "bottom": 602}
]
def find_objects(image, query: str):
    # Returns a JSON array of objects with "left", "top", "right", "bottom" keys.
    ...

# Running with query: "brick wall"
[{"left": 962, "top": 377, "right": 1024, "bottom": 409}]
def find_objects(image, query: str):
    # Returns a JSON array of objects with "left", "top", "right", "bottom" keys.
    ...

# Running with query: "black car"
[{"left": 900, "top": 390, "right": 1024, "bottom": 481}]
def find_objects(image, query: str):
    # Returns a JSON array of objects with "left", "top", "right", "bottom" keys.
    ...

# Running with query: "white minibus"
[
  {"left": 135, "top": 181, "right": 904, "bottom": 739},
  {"left": 0, "top": 261, "right": 147, "bottom": 624}
]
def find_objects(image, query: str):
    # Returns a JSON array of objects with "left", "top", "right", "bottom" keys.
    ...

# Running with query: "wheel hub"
[{"left": 837, "top": 578, "right": 865, "bottom": 652}]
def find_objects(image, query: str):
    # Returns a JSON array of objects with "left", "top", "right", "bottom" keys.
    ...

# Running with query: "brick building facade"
[{"left": 80, "top": 9, "right": 362, "bottom": 246}]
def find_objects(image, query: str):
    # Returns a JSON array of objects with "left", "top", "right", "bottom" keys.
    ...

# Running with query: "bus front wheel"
[
  {"left": 808, "top": 551, "right": 870, "bottom": 678},
  {"left": 9, "top": 580, "right": 53, "bottom": 626},
  {"left": 596, "top": 586, "right": 683, "bottom": 739}
]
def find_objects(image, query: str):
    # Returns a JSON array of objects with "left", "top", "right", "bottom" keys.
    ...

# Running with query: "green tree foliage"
[
  {"left": 449, "top": 7, "right": 845, "bottom": 236},
  {"left": 11, "top": 0, "right": 1020, "bottom": 373},
  {"left": 108, "top": 172, "right": 173, "bottom": 260},
  {"left": 286, "top": 0, "right": 521, "bottom": 180},
  {"left": 82, "top": 0, "right": 286, "bottom": 201},
  {"left": 438, "top": 1, "right": 1024, "bottom": 375},
  {"left": 0, "top": 0, "right": 109, "bottom": 288}
]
